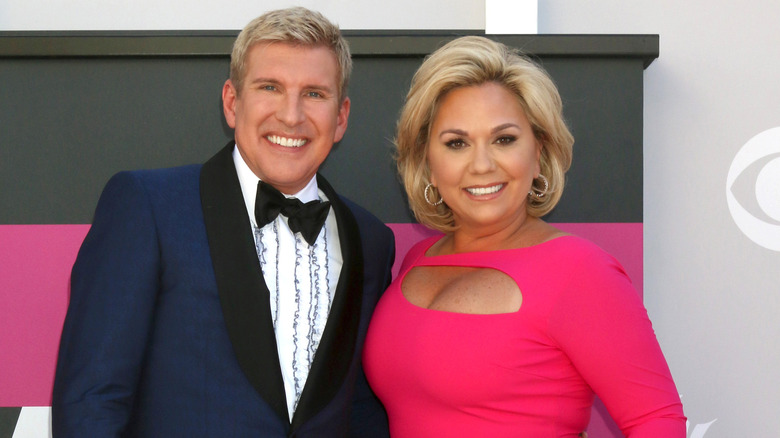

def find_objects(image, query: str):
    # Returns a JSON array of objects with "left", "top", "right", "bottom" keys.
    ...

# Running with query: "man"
[{"left": 52, "top": 7, "right": 394, "bottom": 437}]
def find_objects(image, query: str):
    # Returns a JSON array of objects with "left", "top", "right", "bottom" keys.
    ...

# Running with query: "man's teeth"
[
  {"left": 267, "top": 135, "right": 306, "bottom": 147},
  {"left": 466, "top": 184, "right": 503, "bottom": 196}
]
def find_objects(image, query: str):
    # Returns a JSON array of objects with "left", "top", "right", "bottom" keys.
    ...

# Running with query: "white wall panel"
[
  {"left": 0, "top": 0, "right": 484, "bottom": 30},
  {"left": 540, "top": 1, "right": 780, "bottom": 436}
]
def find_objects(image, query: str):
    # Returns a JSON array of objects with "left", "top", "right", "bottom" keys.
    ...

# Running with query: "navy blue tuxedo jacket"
[{"left": 52, "top": 143, "right": 394, "bottom": 437}]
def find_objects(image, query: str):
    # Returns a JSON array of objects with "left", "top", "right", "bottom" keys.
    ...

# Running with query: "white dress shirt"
[{"left": 232, "top": 146, "right": 342, "bottom": 419}]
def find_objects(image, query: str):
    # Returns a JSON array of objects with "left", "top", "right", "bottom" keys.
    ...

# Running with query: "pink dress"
[{"left": 363, "top": 235, "right": 685, "bottom": 437}]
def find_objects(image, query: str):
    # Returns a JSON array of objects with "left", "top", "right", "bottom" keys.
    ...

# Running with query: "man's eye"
[{"left": 306, "top": 91, "right": 324, "bottom": 98}]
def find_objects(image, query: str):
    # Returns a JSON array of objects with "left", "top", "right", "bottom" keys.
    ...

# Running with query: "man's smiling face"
[{"left": 222, "top": 42, "right": 350, "bottom": 194}]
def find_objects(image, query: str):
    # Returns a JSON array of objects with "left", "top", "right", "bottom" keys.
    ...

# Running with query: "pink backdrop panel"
[
  {"left": 0, "top": 222, "right": 640, "bottom": 438},
  {"left": 0, "top": 225, "right": 89, "bottom": 406}
]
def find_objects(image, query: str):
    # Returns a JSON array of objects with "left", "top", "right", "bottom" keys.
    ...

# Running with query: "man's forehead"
[{"left": 244, "top": 43, "right": 340, "bottom": 85}]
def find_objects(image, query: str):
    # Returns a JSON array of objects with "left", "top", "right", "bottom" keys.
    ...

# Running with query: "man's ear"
[
  {"left": 333, "top": 97, "right": 350, "bottom": 143},
  {"left": 222, "top": 79, "right": 238, "bottom": 129}
]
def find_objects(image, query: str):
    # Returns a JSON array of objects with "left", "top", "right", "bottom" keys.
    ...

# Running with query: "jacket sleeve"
[
  {"left": 52, "top": 171, "right": 161, "bottom": 437},
  {"left": 349, "top": 223, "right": 395, "bottom": 438}
]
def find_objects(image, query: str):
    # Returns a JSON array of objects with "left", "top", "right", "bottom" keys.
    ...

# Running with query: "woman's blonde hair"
[
  {"left": 396, "top": 36, "right": 574, "bottom": 232},
  {"left": 229, "top": 7, "right": 352, "bottom": 102}
]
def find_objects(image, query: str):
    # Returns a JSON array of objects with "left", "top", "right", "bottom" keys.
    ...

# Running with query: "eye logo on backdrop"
[{"left": 726, "top": 127, "right": 780, "bottom": 251}]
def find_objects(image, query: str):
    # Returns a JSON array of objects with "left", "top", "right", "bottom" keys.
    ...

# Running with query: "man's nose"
[{"left": 276, "top": 94, "right": 306, "bottom": 127}]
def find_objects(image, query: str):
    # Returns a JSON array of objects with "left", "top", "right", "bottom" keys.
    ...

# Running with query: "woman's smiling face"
[{"left": 427, "top": 82, "right": 541, "bottom": 232}]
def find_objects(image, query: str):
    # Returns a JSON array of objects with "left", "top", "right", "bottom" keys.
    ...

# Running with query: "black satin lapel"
[
  {"left": 291, "top": 174, "right": 364, "bottom": 431},
  {"left": 200, "top": 142, "right": 289, "bottom": 425}
]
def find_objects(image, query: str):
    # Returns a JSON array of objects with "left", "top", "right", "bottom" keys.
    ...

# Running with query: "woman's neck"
[{"left": 432, "top": 215, "right": 564, "bottom": 255}]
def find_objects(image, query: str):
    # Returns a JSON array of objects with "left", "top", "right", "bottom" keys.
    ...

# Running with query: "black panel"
[
  {"left": 321, "top": 56, "right": 421, "bottom": 223},
  {"left": 0, "top": 57, "right": 230, "bottom": 223},
  {"left": 0, "top": 33, "right": 655, "bottom": 224},
  {"left": 0, "top": 31, "right": 659, "bottom": 63},
  {"left": 543, "top": 58, "right": 644, "bottom": 223},
  {"left": 0, "top": 407, "right": 22, "bottom": 438}
]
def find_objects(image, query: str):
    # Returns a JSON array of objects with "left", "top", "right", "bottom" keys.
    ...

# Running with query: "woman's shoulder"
[
  {"left": 398, "top": 235, "right": 443, "bottom": 270},
  {"left": 540, "top": 234, "right": 614, "bottom": 259},
  {"left": 525, "top": 235, "right": 628, "bottom": 283}
]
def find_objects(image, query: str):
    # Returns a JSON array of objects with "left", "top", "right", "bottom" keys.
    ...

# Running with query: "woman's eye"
[
  {"left": 496, "top": 135, "right": 517, "bottom": 145},
  {"left": 444, "top": 139, "right": 467, "bottom": 149}
]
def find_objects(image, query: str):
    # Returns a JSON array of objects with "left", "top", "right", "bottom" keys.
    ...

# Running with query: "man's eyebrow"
[{"left": 248, "top": 77, "right": 280, "bottom": 86}]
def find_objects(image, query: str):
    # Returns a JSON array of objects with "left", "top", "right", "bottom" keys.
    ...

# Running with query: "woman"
[{"left": 362, "top": 36, "right": 685, "bottom": 437}]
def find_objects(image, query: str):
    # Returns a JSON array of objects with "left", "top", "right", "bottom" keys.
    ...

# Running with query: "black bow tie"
[{"left": 255, "top": 181, "right": 331, "bottom": 246}]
